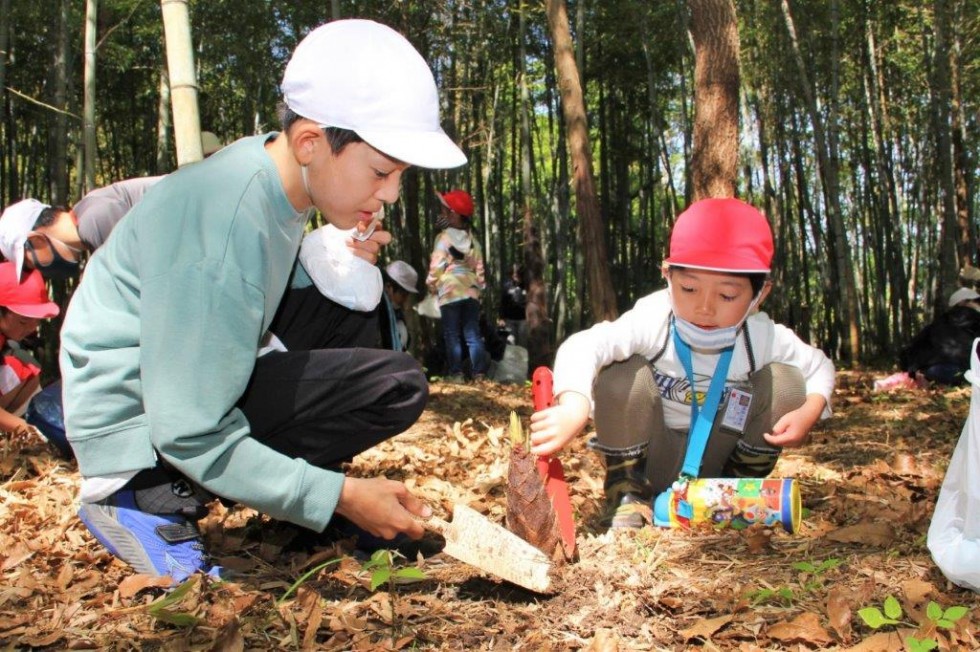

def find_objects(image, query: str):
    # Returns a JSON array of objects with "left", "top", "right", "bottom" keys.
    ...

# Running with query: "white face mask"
[
  {"left": 672, "top": 314, "right": 741, "bottom": 350},
  {"left": 667, "top": 279, "right": 761, "bottom": 350}
]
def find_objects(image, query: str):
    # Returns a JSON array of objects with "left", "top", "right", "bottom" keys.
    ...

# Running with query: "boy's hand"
[
  {"left": 528, "top": 391, "right": 591, "bottom": 457},
  {"left": 763, "top": 394, "right": 826, "bottom": 448},
  {"left": 347, "top": 227, "right": 393, "bottom": 264},
  {"left": 334, "top": 476, "right": 432, "bottom": 540}
]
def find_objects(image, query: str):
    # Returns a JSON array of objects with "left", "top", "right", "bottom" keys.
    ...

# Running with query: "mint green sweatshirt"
[{"left": 59, "top": 134, "right": 344, "bottom": 532}]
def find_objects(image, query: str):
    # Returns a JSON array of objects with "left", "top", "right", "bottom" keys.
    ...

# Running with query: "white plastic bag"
[
  {"left": 927, "top": 337, "right": 980, "bottom": 591},
  {"left": 490, "top": 344, "right": 528, "bottom": 384},
  {"left": 414, "top": 294, "right": 441, "bottom": 319},
  {"left": 298, "top": 224, "right": 383, "bottom": 312}
]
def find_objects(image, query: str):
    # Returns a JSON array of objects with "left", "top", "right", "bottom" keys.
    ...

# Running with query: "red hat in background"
[
  {"left": 0, "top": 262, "right": 60, "bottom": 319},
  {"left": 664, "top": 198, "right": 773, "bottom": 273},
  {"left": 437, "top": 189, "right": 474, "bottom": 218}
]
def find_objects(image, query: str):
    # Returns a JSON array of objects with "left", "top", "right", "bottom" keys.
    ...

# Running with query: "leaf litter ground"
[{"left": 2, "top": 370, "right": 979, "bottom": 650}]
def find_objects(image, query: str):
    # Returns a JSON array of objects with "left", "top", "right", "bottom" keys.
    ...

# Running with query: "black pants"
[
  {"left": 238, "top": 347, "right": 428, "bottom": 467},
  {"left": 128, "top": 286, "right": 427, "bottom": 511},
  {"left": 234, "top": 284, "right": 425, "bottom": 467},
  {"left": 269, "top": 284, "right": 381, "bottom": 351}
]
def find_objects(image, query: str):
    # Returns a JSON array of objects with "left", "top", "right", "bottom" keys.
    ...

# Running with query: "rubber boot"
[{"left": 600, "top": 451, "right": 653, "bottom": 529}]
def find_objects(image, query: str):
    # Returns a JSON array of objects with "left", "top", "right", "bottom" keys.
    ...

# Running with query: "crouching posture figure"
[
  {"left": 530, "top": 199, "right": 835, "bottom": 528},
  {"left": 60, "top": 20, "right": 466, "bottom": 582}
]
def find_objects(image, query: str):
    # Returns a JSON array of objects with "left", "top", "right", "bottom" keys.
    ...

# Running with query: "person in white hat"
[
  {"left": 60, "top": 19, "right": 465, "bottom": 583},
  {"left": 0, "top": 133, "right": 228, "bottom": 280},
  {"left": 378, "top": 260, "right": 419, "bottom": 353},
  {"left": 948, "top": 287, "right": 980, "bottom": 310}
]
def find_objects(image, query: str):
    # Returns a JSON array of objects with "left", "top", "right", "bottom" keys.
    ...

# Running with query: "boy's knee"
[
  {"left": 593, "top": 355, "right": 663, "bottom": 450},
  {"left": 594, "top": 355, "right": 656, "bottom": 408},
  {"left": 389, "top": 352, "right": 429, "bottom": 423},
  {"left": 749, "top": 362, "right": 806, "bottom": 423}
]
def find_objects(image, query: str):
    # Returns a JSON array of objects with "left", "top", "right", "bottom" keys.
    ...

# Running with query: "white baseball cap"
[
  {"left": 386, "top": 260, "right": 419, "bottom": 293},
  {"left": 281, "top": 19, "right": 466, "bottom": 170},
  {"left": 0, "top": 198, "right": 48, "bottom": 278},
  {"left": 949, "top": 287, "right": 980, "bottom": 308}
]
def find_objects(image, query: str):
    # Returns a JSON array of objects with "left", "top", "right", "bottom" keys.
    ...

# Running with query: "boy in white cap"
[
  {"left": 59, "top": 19, "right": 466, "bottom": 583},
  {"left": 0, "top": 178, "right": 162, "bottom": 280},
  {"left": 530, "top": 199, "right": 835, "bottom": 528}
]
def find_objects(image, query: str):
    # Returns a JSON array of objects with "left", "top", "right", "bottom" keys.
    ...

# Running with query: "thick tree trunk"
[
  {"left": 687, "top": 0, "right": 739, "bottom": 200},
  {"left": 544, "top": 0, "right": 617, "bottom": 322},
  {"left": 83, "top": 0, "right": 97, "bottom": 192},
  {"left": 161, "top": 0, "right": 202, "bottom": 166}
]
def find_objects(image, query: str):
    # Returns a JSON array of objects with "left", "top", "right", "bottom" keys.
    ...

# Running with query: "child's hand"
[
  {"left": 347, "top": 227, "right": 393, "bottom": 264},
  {"left": 528, "top": 391, "right": 591, "bottom": 457},
  {"left": 763, "top": 394, "right": 826, "bottom": 448},
  {"left": 334, "top": 476, "right": 431, "bottom": 540}
]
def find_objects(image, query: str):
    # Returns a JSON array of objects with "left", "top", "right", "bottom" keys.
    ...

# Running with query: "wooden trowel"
[{"left": 422, "top": 504, "right": 553, "bottom": 593}]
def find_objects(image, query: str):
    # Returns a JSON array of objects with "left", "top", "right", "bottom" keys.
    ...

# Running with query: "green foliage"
[
  {"left": 146, "top": 576, "right": 202, "bottom": 627},
  {"left": 748, "top": 586, "right": 797, "bottom": 606},
  {"left": 7, "top": 0, "right": 980, "bottom": 361},
  {"left": 362, "top": 549, "right": 428, "bottom": 592},
  {"left": 858, "top": 595, "right": 971, "bottom": 651},
  {"left": 277, "top": 557, "right": 343, "bottom": 606},
  {"left": 858, "top": 595, "right": 903, "bottom": 629},
  {"left": 749, "top": 557, "right": 842, "bottom": 606}
]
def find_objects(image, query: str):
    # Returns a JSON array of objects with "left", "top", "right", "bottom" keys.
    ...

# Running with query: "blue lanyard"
[
  {"left": 383, "top": 293, "right": 401, "bottom": 352},
  {"left": 673, "top": 325, "right": 734, "bottom": 479}
]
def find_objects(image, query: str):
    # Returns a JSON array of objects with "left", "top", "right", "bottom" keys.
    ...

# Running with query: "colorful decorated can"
[{"left": 653, "top": 477, "right": 801, "bottom": 534}]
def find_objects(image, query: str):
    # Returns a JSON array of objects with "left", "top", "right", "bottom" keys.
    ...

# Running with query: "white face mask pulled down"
[{"left": 667, "top": 279, "right": 762, "bottom": 350}]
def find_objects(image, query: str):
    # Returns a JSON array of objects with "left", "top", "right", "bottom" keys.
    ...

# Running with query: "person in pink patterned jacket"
[{"left": 426, "top": 189, "right": 488, "bottom": 381}]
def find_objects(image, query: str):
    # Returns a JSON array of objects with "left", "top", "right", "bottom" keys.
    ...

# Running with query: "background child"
[
  {"left": 0, "top": 262, "right": 59, "bottom": 436},
  {"left": 530, "top": 198, "right": 835, "bottom": 528},
  {"left": 426, "top": 189, "right": 488, "bottom": 381}
]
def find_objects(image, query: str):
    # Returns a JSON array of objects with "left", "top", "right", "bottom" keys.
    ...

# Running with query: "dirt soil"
[{"left": 2, "top": 370, "right": 980, "bottom": 650}]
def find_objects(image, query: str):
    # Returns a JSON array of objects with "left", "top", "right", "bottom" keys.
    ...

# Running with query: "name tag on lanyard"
[{"left": 721, "top": 387, "right": 753, "bottom": 433}]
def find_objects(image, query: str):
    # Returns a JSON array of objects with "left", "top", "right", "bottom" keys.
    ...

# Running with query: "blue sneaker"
[{"left": 78, "top": 489, "right": 221, "bottom": 583}]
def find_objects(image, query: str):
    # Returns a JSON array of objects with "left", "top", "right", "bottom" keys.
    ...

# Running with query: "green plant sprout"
[
  {"left": 858, "top": 595, "right": 970, "bottom": 652},
  {"left": 276, "top": 556, "right": 343, "bottom": 606},
  {"left": 146, "top": 575, "right": 202, "bottom": 627},
  {"left": 791, "top": 557, "right": 841, "bottom": 591},
  {"left": 363, "top": 549, "right": 427, "bottom": 592},
  {"left": 748, "top": 557, "right": 841, "bottom": 606},
  {"left": 362, "top": 549, "right": 427, "bottom": 647}
]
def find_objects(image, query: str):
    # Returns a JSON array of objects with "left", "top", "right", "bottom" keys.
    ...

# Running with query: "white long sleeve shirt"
[{"left": 552, "top": 289, "right": 835, "bottom": 431}]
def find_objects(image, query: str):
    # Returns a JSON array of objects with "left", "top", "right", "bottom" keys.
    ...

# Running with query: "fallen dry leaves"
[{"left": 1, "top": 372, "right": 979, "bottom": 649}]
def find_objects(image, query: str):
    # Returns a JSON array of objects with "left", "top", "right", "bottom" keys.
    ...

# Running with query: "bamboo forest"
[
  {"left": 2, "top": 2, "right": 980, "bottom": 651},
  {"left": 1, "top": 0, "right": 977, "bottom": 369}
]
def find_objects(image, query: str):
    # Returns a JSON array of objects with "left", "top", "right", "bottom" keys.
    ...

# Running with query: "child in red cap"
[
  {"left": 426, "top": 189, "right": 488, "bottom": 381},
  {"left": 530, "top": 198, "right": 835, "bottom": 528},
  {"left": 0, "top": 262, "right": 59, "bottom": 437}
]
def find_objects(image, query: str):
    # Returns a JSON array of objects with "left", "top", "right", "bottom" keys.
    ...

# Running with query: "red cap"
[
  {"left": 664, "top": 198, "right": 773, "bottom": 273},
  {"left": 438, "top": 189, "right": 474, "bottom": 218},
  {"left": 0, "top": 262, "right": 60, "bottom": 319}
]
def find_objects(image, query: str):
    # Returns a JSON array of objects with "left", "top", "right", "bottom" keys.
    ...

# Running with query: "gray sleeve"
[{"left": 74, "top": 176, "right": 164, "bottom": 250}]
